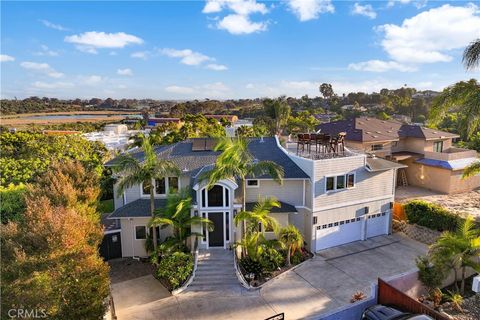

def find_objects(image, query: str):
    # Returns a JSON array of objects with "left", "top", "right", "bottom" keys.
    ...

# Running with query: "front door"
[{"left": 208, "top": 212, "right": 224, "bottom": 247}]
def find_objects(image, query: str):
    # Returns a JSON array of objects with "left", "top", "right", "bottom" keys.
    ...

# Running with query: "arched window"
[{"left": 201, "top": 184, "right": 230, "bottom": 208}]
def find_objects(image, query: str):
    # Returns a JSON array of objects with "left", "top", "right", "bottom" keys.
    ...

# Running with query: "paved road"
[{"left": 111, "top": 234, "right": 427, "bottom": 320}]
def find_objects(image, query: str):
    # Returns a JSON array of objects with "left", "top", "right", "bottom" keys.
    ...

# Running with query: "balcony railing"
[{"left": 424, "top": 147, "right": 477, "bottom": 161}]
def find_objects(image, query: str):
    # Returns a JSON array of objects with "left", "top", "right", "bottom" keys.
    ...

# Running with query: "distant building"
[
  {"left": 392, "top": 114, "right": 411, "bottom": 124},
  {"left": 83, "top": 124, "right": 149, "bottom": 151},
  {"left": 341, "top": 104, "right": 367, "bottom": 112}
]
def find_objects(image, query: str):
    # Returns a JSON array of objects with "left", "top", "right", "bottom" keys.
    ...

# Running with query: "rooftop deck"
[{"left": 284, "top": 141, "right": 359, "bottom": 160}]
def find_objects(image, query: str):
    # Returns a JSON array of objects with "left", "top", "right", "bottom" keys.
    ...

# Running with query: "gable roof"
[
  {"left": 106, "top": 137, "right": 309, "bottom": 179},
  {"left": 316, "top": 117, "right": 458, "bottom": 143},
  {"left": 108, "top": 199, "right": 168, "bottom": 218}
]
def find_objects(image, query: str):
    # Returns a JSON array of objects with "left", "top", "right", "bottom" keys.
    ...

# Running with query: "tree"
[
  {"left": 263, "top": 98, "right": 291, "bottom": 135},
  {"left": 1, "top": 161, "right": 109, "bottom": 319},
  {"left": 114, "top": 136, "right": 180, "bottom": 251},
  {"left": 430, "top": 216, "right": 480, "bottom": 294},
  {"left": 234, "top": 197, "right": 281, "bottom": 235},
  {"left": 429, "top": 79, "right": 480, "bottom": 140},
  {"left": 462, "top": 161, "right": 480, "bottom": 179},
  {"left": 278, "top": 225, "right": 304, "bottom": 266},
  {"left": 319, "top": 83, "right": 334, "bottom": 99},
  {"left": 149, "top": 188, "right": 213, "bottom": 248},
  {"left": 0, "top": 183, "right": 26, "bottom": 223},
  {"left": 204, "top": 137, "right": 284, "bottom": 216},
  {"left": 463, "top": 38, "right": 480, "bottom": 70}
]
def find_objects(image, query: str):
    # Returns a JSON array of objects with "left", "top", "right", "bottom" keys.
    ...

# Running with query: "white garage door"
[
  {"left": 366, "top": 213, "right": 388, "bottom": 238},
  {"left": 316, "top": 218, "right": 363, "bottom": 251}
]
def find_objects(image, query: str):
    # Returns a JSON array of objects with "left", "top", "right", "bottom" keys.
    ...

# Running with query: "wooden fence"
[
  {"left": 392, "top": 202, "right": 406, "bottom": 221},
  {"left": 377, "top": 279, "right": 449, "bottom": 320}
]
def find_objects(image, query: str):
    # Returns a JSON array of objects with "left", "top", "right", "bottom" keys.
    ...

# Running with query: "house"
[
  {"left": 105, "top": 136, "right": 403, "bottom": 258},
  {"left": 316, "top": 117, "right": 480, "bottom": 194}
]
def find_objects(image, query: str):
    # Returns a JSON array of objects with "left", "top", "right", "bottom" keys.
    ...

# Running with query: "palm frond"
[
  {"left": 248, "top": 160, "right": 284, "bottom": 184},
  {"left": 149, "top": 217, "right": 175, "bottom": 228},
  {"left": 463, "top": 39, "right": 480, "bottom": 71}
]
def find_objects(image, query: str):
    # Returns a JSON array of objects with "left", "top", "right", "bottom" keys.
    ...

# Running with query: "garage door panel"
[
  {"left": 316, "top": 221, "right": 362, "bottom": 251},
  {"left": 366, "top": 214, "right": 388, "bottom": 238}
]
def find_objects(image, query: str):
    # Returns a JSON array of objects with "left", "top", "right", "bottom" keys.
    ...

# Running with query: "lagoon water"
[{"left": 21, "top": 114, "right": 142, "bottom": 120}]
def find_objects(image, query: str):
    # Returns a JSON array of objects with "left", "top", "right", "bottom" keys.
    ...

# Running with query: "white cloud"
[
  {"left": 205, "top": 63, "right": 228, "bottom": 71},
  {"left": 80, "top": 75, "right": 103, "bottom": 85},
  {"left": 65, "top": 31, "right": 143, "bottom": 53},
  {"left": 245, "top": 83, "right": 255, "bottom": 89},
  {"left": 217, "top": 14, "right": 267, "bottom": 34},
  {"left": 352, "top": 3, "right": 377, "bottom": 19},
  {"left": 286, "top": 0, "right": 334, "bottom": 22},
  {"left": 348, "top": 60, "right": 416, "bottom": 72},
  {"left": 0, "top": 54, "right": 15, "bottom": 62},
  {"left": 39, "top": 19, "right": 68, "bottom": 31},
  {"left": 165, "top": 85, "right": 196, "bottom": 94},
  {"left": 160, "top": 48, "right": 212, "bottom": 65},
  {"left": 203, "top": 0, "right": 268, "bottom": 15},
  {"left": 109, "top": 51, "right": 118, "bottom": 56},
  {"left": 32, "top": 81, "right": 74, "bottom": 89},
  {"left": 34, "top": 45, "right": 60, "bottom": 57},
  {"left": 20, "top": 61, "right": 64, "bottom": 78},
  {"left": 131, "top": 51, "right": 149, "bottom": 60},
  {"left": 202, "top": 0, "right": 269, "bottom": 35},
  {"left": 387, "top": 0, "right": 427, "bottom": 9},
  {"left": 117, "top": 68, "right": 133, "bottom": 76},
  {"left": 378, "top": 4, "right": 480, "bottom": 64}
]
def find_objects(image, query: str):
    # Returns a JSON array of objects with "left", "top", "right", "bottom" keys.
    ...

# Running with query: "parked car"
[{"left": 362, "top": 305, "right": 434, "bottom": 320}]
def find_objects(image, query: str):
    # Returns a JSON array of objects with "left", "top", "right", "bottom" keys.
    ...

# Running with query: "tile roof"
[
  {"left": 106, "top": 137, "right": 309, "bottom": 179},
  {"left": 316, "top": 117, "right": 458, "bottom": 142},
  {"left": 108, "top": 199, "right": 167, "bottom": 218},
  {"left": 245, "top": 201, "right": 297, "bottom": 213}
]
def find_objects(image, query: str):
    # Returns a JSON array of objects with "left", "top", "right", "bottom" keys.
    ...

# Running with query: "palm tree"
[
  {"left": 463, "top": 39, "right": 480, "bottom": 70},
  {"left": 278, "top": 225, "right": 304, "bottom": 267},
  {"left": 233, "top": 197, "right": 281, "bottom": 235},
  {"left": 462, "top": 161, "right": 480, "bottom": 179},
  {"left": 114, "top": 136, "right": 180, "bottom": 251},
  {"left": 429, "top": 79, "right": 480, "bottom": 140},
  {"left": 234, "top": 232, "right": 266, "bottom": 261},
  {"left": 149, "top": 188, "right": 213, "bottom": 247},
  {"left": 204, "top": 136, "right": 284, "bottom": 215},
  {"left": 430, "top": 216, "right": 480, "bottom": 294}
]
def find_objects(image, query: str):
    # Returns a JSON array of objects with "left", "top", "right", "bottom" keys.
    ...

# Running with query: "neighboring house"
[
  {"left": 316, "top": 117, "right": 480, "bottom": 194},
  {"left": 83, "top": 124, "right": 149, "bottom": 151},
  {"left": 106, "top": 136, "right": 402, "bottom": 258}
]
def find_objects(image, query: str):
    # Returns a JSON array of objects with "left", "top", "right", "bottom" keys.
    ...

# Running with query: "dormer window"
[{"left": 433, "top": 141, "right": 443, "bottom": 153}]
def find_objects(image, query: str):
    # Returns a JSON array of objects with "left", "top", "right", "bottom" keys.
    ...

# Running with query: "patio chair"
[
  {"left": 297, "top": 133, "right": 310, "bottom": 154},
  {"left": 337, "top": 132, "right": 346, "bottom": 155}
]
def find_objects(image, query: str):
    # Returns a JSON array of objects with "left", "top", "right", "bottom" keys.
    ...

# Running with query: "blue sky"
[{"left": 1, "top": 0, "right": 479, "bottom": 99}]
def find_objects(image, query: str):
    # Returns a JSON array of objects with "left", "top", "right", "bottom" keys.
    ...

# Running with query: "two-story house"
[
  {"left": 316, "top": 117, "right": 480, "bottom": 194},
  {"left": 106, "top": 136, "right": 403, "bottom": 258}
]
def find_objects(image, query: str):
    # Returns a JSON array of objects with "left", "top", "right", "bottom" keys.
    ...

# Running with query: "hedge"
[
  {"left": 403, "top": 200, "right": 463, "bottom": 232},
  {"left": 157, "top": 252, "right": 193, "bottom": 290}
]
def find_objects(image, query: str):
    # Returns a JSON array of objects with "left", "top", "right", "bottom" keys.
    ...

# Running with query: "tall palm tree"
[
  {"left": 463, "top": 39, "right": 480, "bottom": 70},
  {"left": 233, "top": 197, "right": 281, "bottom": 235},
  {"left": 114, "top": 136, "right": 180, "bottom": 251},
  {"left": 429, "top": 79, "right": 480, "bottom": 140},
  {"left": 149, "top": 188, "right": 213, "bottom": 247},
  {"left": 430, "top": 216, "right": 480, "bottom": 294},
  {"left": 204, "top": 136, "right": 284, "bottom": 214},
  {"left": 278, "top": 225, "right": 304, "bottom": 267}
]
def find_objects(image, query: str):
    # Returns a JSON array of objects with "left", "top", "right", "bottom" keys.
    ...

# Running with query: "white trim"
[
  {"left": 314, "top": 195, "right": 394, "bottom": 212},
  {"left": 324, "top": 172, "right": 356, "bottom": 193},
  {"left": 134, "top": 225, "right": 147, "bottom": 240},
  {"left": 246, "top": 179, "right": 259, "bottom": 188},
  {"left": 104, "top": 229, "right": 121, "bottom": 235}
]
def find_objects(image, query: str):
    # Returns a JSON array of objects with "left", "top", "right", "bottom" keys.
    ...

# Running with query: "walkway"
[{"left": 110, "top": 234, "right": 427, "bottom": 320}]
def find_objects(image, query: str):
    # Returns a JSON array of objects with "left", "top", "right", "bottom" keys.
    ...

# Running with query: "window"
[
  {"left": 201, "top": 189, "right": 206, "bottom": 207},
  {"left": 246, "top": 180, "right": 259, "bottom": 188},
  {"left": 391, "top": 141, "right": 398, "bottom": 148},
  {"left": 226, "top": 213, "right": 230, "bottom": 241},
  {"left": 433, "top": 141, "right": 443, "bottom": 153},
  {"left": 207, "top": 185, "right": 224, "bottom": 207},
  {"left": 202, "top": 212, "right": 206, "bottom": 242},
  {"left": 326, "top": 177, "right": 335, "bottom": 191},
  {"left": 142, "top": 181, "right": 151, "bottom": 195},
  {"left": 371, "top": 144, "right": 383, "bottom": 151},
  {"left": 168, "top": 177, "right": 178, "bottom": 193},
  {"left": 135, "top": 226, "right": 147, "bottom": 240},
  {"left": 336, "top": 175, "right": 345, "bottom": 190},
  {"left": 155, "top": 178, "right": 166, "bottom": 195},
  {"left": 225, "top": 188, "right": 229, "bottom": 207},
  {"left": 347, "top": 173, "right": 355, "bottom": 188},
  {"left": 326, "top": 173, "right": 355, "bottom": 192}
]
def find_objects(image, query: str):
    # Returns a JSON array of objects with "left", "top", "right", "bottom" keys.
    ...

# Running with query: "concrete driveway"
[{"left": 111, "top": 234, "right": 427, "bottom": 320}]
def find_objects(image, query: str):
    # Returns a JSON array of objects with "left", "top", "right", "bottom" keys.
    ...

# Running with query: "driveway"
[{"left": 110, "top": 234, "right": 427, "bottom": 320}]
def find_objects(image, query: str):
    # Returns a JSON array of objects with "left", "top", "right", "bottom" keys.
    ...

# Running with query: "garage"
[
  {"left": 366, "top": 213, "right": 388, "bottom": 238},
  {"left": 315, "top": 217, "right": 363, "bottom": 251}
]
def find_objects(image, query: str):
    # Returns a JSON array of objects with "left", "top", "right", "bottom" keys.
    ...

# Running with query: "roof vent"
[{"left": 260, "top": 136, "right": 264, "bottom": 143}]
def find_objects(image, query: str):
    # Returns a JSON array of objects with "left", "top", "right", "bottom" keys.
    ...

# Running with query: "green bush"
[
  {"left": 239, "top": 257, "right": 264, "bottom": 279},
  {"left": 157, "top": 252, "right": 193, "bottom": 290},
  {"left": 404, "top": 200, "right": 463, "bottom": 232},
  {"left": 259, "top": 247, "right": 284, "bottom": 272},
  {"left": 416, "top": 255, "right": 446, "bottom": 292},
  {"left": 291, "top": 249, "right": 310, "bottom": 265}
]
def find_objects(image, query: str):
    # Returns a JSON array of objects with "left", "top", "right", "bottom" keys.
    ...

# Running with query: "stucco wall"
[{"left": 120, "top": 218, "right": 173, "bottom": 257}]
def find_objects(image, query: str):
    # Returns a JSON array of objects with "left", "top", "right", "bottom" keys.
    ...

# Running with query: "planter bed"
[{"left": 153, "top": 252, "right": 194, "bottom": 292}]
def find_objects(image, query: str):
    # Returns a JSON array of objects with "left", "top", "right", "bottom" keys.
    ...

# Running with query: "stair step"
[{"left": 195, "top": 270, "right": 236, "bottom": 276}]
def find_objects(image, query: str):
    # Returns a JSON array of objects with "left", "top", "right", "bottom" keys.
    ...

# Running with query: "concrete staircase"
[{"left": 187, "top": 249, "right": 240, "bottom": 292}]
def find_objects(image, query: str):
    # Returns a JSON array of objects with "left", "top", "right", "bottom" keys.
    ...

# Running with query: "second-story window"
[
  {"left": 143, "top": 177, "right": 179, "bottom": 196},
  {"left": 155, "top": 178, "right": 166, "bottom": 195},
  {"left": 371, "top": 144, "right": 384, "bottom": 151},
  {"left": 326, "top": 173, "right": 355, "bottom": 192},
  {"left": 433, "top": 141, "right": 443, "bottom": 153},
  {"left": 142, "top": 180, "right": 151, "bottom": 195}
]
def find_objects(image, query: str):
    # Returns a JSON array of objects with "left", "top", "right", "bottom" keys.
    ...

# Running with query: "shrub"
[
  {"left": 259, "top": 247, "right": 284, "bottom": 272},
  {"left": 416, "top": 255, "right": 446, "bottom": 292},
  {"left": 404, "top": 200, "right": 463, "bottom": 232},
  {"left": 157, "top": 252, "right": 193, "bottom": 290},
  {"left": 239, "top": 257, "right": 264, "bottom": 279},
  {"left": 291, "top": 248, "right": 310, "bottom": 265}
]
